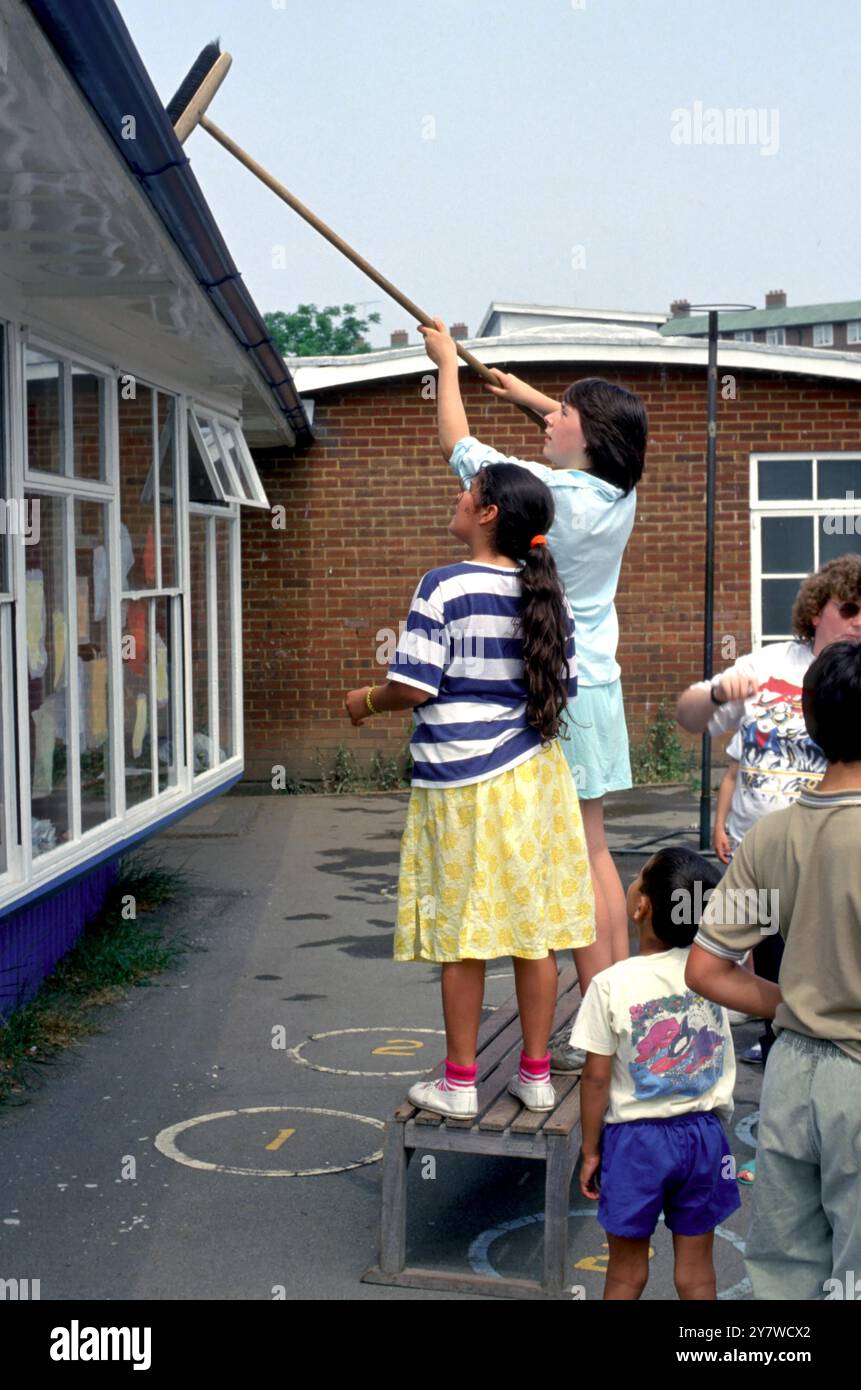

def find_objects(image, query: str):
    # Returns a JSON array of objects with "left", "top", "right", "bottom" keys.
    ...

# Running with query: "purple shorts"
[{"left": 596, "top": 1111, "right": 741, "bottom": 1239}]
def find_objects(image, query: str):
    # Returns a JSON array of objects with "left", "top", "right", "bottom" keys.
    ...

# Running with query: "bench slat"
[{"left": 393, "top": 963, "right": 580, "bottom": 1125}]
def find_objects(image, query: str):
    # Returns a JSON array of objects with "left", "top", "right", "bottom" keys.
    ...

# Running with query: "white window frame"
[
  {"left": 848, "top": 320, "right": 861, "bottom": 345},
  {"left": 734, "top": 330, "right": 754, "bottom": 343},
  {"left": 0, "top": 320, "right": 247, "bottom": 914},
  {"left": 189, "top": 408, "right": 270, "bottom": 509},
  {"left": 765, "top": 327, "right": 786, "bottom": 346},
  {"left": 750, "top": 451, "right": 861, "bottom": 647},
  {"left": 813, "top": 323, "right": 834, "bottom": 347}
]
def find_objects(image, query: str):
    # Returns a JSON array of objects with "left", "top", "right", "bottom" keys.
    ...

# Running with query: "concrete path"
[{"left": 0, "top": 786, "right": 762, "bottom": 1300}]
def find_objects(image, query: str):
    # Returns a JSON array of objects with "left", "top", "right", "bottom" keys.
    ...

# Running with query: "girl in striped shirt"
[{"left": 344, "top": 464, "right": 596, "bottom": 1117}]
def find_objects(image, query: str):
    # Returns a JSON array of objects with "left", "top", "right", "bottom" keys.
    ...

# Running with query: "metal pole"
[{"left": 699, "top": 311, "right": 719, "bottom": 850}]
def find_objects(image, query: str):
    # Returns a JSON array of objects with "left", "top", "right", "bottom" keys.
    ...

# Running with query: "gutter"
[{"left": 23, "top": 0, "right": 312, "bottom": 445}]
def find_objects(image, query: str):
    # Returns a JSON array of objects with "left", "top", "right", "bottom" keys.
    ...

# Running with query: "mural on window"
[
  {"left": 25, "top": 493, "right": 71, "bottom": 856},
  {"left": 755, "top": 456, "right": 861, "bottom": 640}
]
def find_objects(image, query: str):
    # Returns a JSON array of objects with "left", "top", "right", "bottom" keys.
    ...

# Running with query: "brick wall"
[{"left": 241, "top": 363, "right": 861, "bottom": 781}]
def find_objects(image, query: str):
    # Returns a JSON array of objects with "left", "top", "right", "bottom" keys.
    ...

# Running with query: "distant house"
[
  {"left": 0, "top": 0, "right": 311, "bottom": 1005},
  {"left": 661, "top": 290, "right": 861, "bottom": 353},
  {"left": 240, "top": 318, "right": 861, "bottom": 781}
]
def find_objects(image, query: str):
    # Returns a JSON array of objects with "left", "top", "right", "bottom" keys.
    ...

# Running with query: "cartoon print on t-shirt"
[
  {"left": 738, "top": 676, "right": 824, "bottom": 801},
  {"left": 629, "top": 992, "right": 726, "bottom": 1101}
]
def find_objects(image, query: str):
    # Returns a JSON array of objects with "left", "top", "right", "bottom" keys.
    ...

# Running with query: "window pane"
[
  {"left": 157, "top": 393, "right": 178, "bottom": 588},
  {"left": 71, "top": 367, "right": 107, "bottom": 482},
  {"left": 216, "top": 425, "right": 251, "bottom": 501},
  {"left": 123, "top": 596, "right": 153, "bottom": 807},
  {"left": 195, "top": 415, "right": 235, "bottom": 498},
  {"left": 817, "top": 458, "right": 861, "bottom": 502},
  {"left": 0, "top": 607, "right": 8, "bottom": 875},
  {"left": 190, "top": 516, "right": 212, "bottom": 773},
  {"left": 761, "top": 578, "right": 799, "bottom": 637},
  {"left": 26, "top": 493, "right": 71, "bottom": 855},
  {"left": 26, "top": 350, "right": 64, "bottom": 475},
  {"left": 188, "top": 421, "right": 227, "bottom": 506},
  {"left": 155, "top": 597, "right": 177, "bottom": 792},
  {"left": 76, "top": 500, "right": 112, "bottom": 833},
  {"left": 216, "top": 519, "right": 233, "bottom": 760},
  {"left": 761, "top": 515, "right": 813, "bottom": 573},
  {"left": 818, "top": 517, "right": 861, "bottom": 565},
  {"left": 757, "top": 458, "right": 812, "bottom": 501},
  {"left": 118, "top": 382, "right": 157, "bottom": 591}
]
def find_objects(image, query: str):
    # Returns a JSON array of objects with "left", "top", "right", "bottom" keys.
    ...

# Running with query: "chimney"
[
  {"left": 670, "top": 298, "right": 690, "bottom": 318},
  {"left": 765, "top": 289, "right": 787, "bottom": 309},
  {"left": 390, "top": 329, "right": 408, "bottom": 348},
  {"left": 449, "top": 322, "right": 468, "bottom": 340}
]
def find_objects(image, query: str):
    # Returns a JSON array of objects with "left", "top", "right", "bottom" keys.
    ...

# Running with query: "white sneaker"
[
  {"left": 507, "top": 1074, "right": 557, "bottom": 1112},
  {"left": 408, "top": 1078, "right": 478, "bottom": 1118}
]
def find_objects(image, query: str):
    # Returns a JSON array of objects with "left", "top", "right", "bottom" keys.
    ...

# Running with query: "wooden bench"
[{"left": 361, "top": 964, "right": 584, "bottom": 1300}]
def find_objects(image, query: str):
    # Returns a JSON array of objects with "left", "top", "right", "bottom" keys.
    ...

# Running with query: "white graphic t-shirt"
[
  {"left": 692, "top": 639, "right": 826, "bottom": 842},
  {"left": 570, "top": 949, "right": 736, "bottom": 1125}
]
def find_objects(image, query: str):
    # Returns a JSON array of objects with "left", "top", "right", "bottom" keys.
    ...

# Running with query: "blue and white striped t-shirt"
[{"left": 387, "top": 560, "right": 577, "bottom": 789}]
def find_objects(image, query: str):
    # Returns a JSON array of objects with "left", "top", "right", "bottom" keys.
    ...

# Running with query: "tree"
[{"left": 264, "top": 303, "right": 382, "bottom": 357}]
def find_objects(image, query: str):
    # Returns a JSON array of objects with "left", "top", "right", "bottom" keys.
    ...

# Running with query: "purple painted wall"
[{"left": 0, "top": 861, "right": 118, "bottom": 1013}]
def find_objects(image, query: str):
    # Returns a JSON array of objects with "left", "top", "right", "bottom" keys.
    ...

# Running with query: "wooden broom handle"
[{"left": 197, "top": 113, "right": 547, "bottom": 430}]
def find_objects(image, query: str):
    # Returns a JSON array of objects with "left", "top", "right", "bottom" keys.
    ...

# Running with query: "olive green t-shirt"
[{"left": 694, "top": 788, "right": 861, "bottom": 1063}]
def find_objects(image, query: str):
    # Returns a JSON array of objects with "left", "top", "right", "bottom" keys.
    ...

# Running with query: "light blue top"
[{"left": 449, "top": 435, "right": 637, "bottom": 686}]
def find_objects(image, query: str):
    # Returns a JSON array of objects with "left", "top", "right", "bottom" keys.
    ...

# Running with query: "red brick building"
[{"left": 242, "top": 323, "right": 861, "bottom": 780}]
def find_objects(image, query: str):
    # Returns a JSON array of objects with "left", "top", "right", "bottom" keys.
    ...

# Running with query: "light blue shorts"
[{"left": 559, "top": 679, "right": 632, "bottom": 800}]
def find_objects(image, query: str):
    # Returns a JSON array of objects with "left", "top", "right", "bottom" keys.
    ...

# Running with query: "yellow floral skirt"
[{"left": 394, "top": 739, "right": 597, "bottom": 962}]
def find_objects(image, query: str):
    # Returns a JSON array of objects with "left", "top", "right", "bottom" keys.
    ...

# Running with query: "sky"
[{"left": 117, "top": 0, "right": 861, "bottom": 349}]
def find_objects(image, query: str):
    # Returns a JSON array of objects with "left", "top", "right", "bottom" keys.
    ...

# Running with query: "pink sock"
[
  {"left": 519, "top": 1049, "right": 551, "bottom": 1085},
  {"left": 438, "top": 1058, "right": 477, "bottom": 1091}
]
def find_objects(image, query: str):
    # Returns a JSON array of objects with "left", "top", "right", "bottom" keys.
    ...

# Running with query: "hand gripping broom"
[{"left": 166, "top": 41, "right": 546, "bottom": 429}]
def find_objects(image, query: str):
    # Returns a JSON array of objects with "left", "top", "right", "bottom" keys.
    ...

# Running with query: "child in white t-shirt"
[{"left": 571, "top": 847, "right": 741, "bottom": 1300}]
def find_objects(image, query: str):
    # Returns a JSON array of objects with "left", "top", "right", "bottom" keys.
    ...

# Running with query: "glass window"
[
  {"left": 813, "top": 323, "right": 834, "bottom": 347},
  {"left": 194, "top": 414, "right": 240, "bottom": 500},
  {"left": 0, "top": 606, "right": 9, "bottom": 877},
  {"left": 71, "top": 367, "right": 107, "bottom": 482},
  {"left": 75, "top": 500, "right": 113, "bottom": 833},
  {"left": 817, "top": 458, "right": 861, "bottom": 502},
  {"left": 761, "top": 515, "right": 813, "bottom": 574},
  {"left": 122, "top": 595, "right": 153, "bottom": 808},
  {"left": 818, "top": 518, "right": 861, "bottom": 566},
  {"left": 761, "top": 578, "right": 799, "bottom": 638},
  {"left": 216, "top": 519, "right": 234, "bottom": 760},
  {"left": 765, "top": 327, "right": 785, "bottom": 346},
  {"left": 189, "top": 515, "right": 212, "bottom": 773},
  {"left": 848, "top": 321, "right": 861, "bottom": 345},
  {"left": 26, "top": 493, "right": 71, "bottom": 856},
  {"left": 155, "top": 597, "right": 178, "bottom": 793},
  {"left": 188, "top": 420, "right": 228, "bottom": 507},
  {"left": 26, "top": 349, "right": 64, "bottom": 475},
  {"left": 734, "top": 330, "right": 754, "bottom": 342},
  {"left": 118, "top": 382, "right": 157, "bottom": 592},
  {"left": 156, "top": 393, "right": 179, "bottom": 588},
  {"left": 757, "top": 458, "right": 812, "bottom": 501}
]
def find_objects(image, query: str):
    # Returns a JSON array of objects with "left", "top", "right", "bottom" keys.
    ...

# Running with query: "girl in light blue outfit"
[{"left": 419, "top": 319, "right": 648, "bottom": 1049}]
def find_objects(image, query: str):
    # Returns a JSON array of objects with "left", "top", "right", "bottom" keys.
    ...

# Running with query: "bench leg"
[
  {"left": 379, "top": 1120, "right": 413, "bottom": 1275},
  {"left": 543, "top": 1134, "right": 575, "bottom": 1296}
]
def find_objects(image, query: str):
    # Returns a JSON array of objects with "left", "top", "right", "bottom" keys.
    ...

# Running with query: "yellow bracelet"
[{"left": 365, "top": 686, "right": 380, "bottom": 715}]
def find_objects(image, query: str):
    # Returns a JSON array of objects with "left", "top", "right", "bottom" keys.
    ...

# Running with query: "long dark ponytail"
[{"left": 475, "top": 464, "right": 571, "bottom": 742}]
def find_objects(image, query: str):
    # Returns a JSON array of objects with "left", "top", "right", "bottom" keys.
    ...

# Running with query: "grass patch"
[
  {"left": 0, "top": 852, "right": 190, "bottom": 1107},
  {"left": 631, "top": 702, "right": 700, "bottom": 790}
]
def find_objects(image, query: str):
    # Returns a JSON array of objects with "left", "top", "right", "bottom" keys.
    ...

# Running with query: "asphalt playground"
[{"left": 0, "top": 783, "right": 763, "bottom": 1301}]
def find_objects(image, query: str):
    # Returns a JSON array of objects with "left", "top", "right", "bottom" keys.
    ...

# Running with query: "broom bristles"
[{"left": 166, "top": 40, "right": 222, "bottom": 125}]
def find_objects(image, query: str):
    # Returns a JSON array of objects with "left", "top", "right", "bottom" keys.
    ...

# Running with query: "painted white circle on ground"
[
  {"left": 468, "top": 1208, "right": 751, "bottom": 1299},
  {"left": 287, "top": 1026, "right": 445, "bottom": 1076},
  {"left": 154, "top": 1106, "right": 384, "bottom": 1177}
]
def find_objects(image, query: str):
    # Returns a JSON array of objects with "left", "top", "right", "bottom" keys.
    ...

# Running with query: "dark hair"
[
  {"left": 791, "top": 554, "right": 861, "bottom": 641},
  {"left": 475, "top": 463, "right": 570, "bottom": 742},
  {"left": 562, "top": 377, "right": 648, "bottom": 494},
  {"left": 802, "top": 639, "right": 861, "bottom": 763},
  {"left": 639, "top": 847, "right": 722, "bottom": 949}
]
